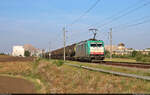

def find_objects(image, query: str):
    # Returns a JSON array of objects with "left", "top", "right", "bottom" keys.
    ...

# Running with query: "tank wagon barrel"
[{"left": 51, "top": 44, "right": 76, "bottom": 60}]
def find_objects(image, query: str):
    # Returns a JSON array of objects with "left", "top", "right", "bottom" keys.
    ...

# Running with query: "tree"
[
  {"left": 105, "top": 50, "right": 110, "bottom": 58},
  {"left": 0, "top": 53, "right": 5, "bottom": 55},
  {"left": 131, "top": 51, "right": 138, "bottom": 57},
  {"left": 148, "top": 52, "right": 150, "bottom": 57},
  {"left": 24, "top": 51, "right": 30, "bottom": 57}
]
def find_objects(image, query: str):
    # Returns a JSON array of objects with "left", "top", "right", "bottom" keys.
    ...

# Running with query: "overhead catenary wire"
[
  {"left": 118, "top": 19, "right": 150, "bottom": 29},
  {"left": 66, "top": 0, "right": 150, "bottom": 47},
  {"left": 111, "top": 15, "right": 150, "bottom": 29},
  {"left": 88, "top": 0, "right": 150, "bottom": 30},
  {"left": 96, "top": 16, "right": 150, "bottom": 46},
  {"left": 68, "top": 0, "right": 101, "bottom": 27},
  {"left": 96, "top": 1, "right": 150, "bottom": 29},
  {"left": 85, "top": 0, "right": 149, "bottom": 43},
  {"left": 88, "top": 0, "right": 145, "bottom": 28},
  {"left": 65, "top": 0, "right": 101, "bottom": 46},
  {"left": 126, "top": 19, "right": 150, "bottom": 27},
  {"left": 67, "top": 0, "right": 145, "bottom": 42}
]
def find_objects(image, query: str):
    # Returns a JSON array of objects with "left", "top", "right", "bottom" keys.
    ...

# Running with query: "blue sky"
[{"left": 0, "top": 0, "right": 150, "bottom": 53}]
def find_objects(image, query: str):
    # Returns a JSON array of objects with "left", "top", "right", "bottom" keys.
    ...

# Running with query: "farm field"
[
  {"left": 0, "top": 55, "right": 34, "bottom": 62},
  {"left": 0, "top": 55, "right": 42, "bottom": 93},
  {"left": 0, "top": 55, "right": 150, "bottom": 93}
]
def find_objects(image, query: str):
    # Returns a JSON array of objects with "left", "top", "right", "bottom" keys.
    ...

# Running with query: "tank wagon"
[
  {"left": 51, "top": 39, "right": 105, "bottom": 61},
  {"left": 51, "top": 44, "right": 76, "bottom": 60}
]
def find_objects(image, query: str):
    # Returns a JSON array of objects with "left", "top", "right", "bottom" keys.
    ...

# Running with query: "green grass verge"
[
  {"left": 104, "top": 58, "right": 136, "bottom": 62},
  {"left": 42, "top": 59, "right": 150, "bottom": 93},
  {"left": 49, "top": 59, "right": 150, "bottom": 78}
]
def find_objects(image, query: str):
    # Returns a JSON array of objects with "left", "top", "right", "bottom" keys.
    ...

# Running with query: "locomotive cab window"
[
  {"left": 91, "top": 43, "right": 102, "bottom": 47},
  {"left": 97, "top": 44, "right": 102, "bottom": 47},
  {"left": 91, "top": 44, "right": 97, "bottom": 47}
]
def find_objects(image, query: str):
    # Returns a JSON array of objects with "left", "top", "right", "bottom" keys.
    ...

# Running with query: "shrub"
[
  {"left": 132, "top": 51, "right": 138, "bottom": 57},
  {"left": 105, "top": 50, "right": 110, "bottom": 58},
  {"left": 136, "top": 56, "right": 142, "bottom": 62},
  {"left": 34, "top": 57, "right": 41, "bottom": 64},
  {"left": 0, "top": 53, "right": 5, "bottom": 55},
  {"left": 148, "top": 52, "right": 150, "bottom": 57},
  {"left": 112, "top": 54, "right": 131, "bottom": 58},
  {"left": 52, "top": 60, "right": 64, "bottom": 67},
  {"left": 24, "top": 50, "right": 31, "bottom": 57},
  {"left": 136, "top": 55, "right": 150, "bottom": 62}
]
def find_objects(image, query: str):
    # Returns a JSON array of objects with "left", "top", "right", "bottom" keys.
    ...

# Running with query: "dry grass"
[
  {"left": 104, "top": 58, "right": 136, "bottom": 62},
  {"left": 0, "top": 59, "right": 45, "bottom": 93},
  {"left": 66, "top": 60, "right": 150, "bottom": 77},
  {"left": 0, "top": 62, "right": 32, "bottom": 75},
  {"left": 0, "top": 56, "right": 150, "bottom": 93},
  {"left": 36, "top": 59, "right": 150, "bottom": 93}
]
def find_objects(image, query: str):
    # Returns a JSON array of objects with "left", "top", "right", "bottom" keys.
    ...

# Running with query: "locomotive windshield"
[
  {"left": 91, "top": 44, "right": 97, "bottom": 47},
  {"left": 91, "top": 43, "right": 102, "bottom": 47},
  {"left": 97, "top": 44, "right": 102, "bottom": 47}
]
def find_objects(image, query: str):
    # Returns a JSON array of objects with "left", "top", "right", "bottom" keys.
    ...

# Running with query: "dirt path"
[{"left": 0, "top": 76, "right": 36, "bottom": 93}]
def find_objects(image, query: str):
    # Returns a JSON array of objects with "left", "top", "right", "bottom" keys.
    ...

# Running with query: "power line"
[
  {"left": 88, "top": 0, "right": 145, "bottom": 28},
  {"left": 68, "top": 0, "right": 101, "bottom": 27},
  {"left": 106, "top": 19, "right": 150, "bottom": 38},
  {"left": 65, "top": 0, "right": 101, "bottom": 46},
  {"left": 111, "top": 15, "right": 150, "bottom": 29},
  {"left": 123, "top": 19, "right": 150, "bottom": 28},
  {"left": 96, "top": 1, "right": 150, "bottom": 29},
  {"left": 88, "top": 0, "right": 150, "bottom": 30}
]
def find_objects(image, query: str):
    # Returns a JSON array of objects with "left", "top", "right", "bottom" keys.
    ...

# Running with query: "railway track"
[
  {"left": 50, "top": 57, "right": 150, "bottom": 69},
  {"left": 91, "top": 60, "right": 150, "bottom": 69}
]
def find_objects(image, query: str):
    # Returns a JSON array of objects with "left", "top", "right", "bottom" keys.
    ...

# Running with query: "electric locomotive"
[
  {"left": 51, "top": 39, "right": 105, "bottom": 61},
  {"left": 75, "top": 39, "right": 105, "bottom": 61}
]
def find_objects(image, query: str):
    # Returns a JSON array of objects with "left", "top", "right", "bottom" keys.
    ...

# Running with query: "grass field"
[
  {"left": 104, "top": 58, "right": 136, "bottom": 62},
  {"left": 104, "top": 57, "right": 150, "bottom": 63},
  {"left": 65, "top": 60, "right": 150, "bottom": 77},
  {"left": 37, "top": 59, "right": 150, "bottom": 93},
  {"left": 1, "top": 55, "right": 150, "bottom": 93}
]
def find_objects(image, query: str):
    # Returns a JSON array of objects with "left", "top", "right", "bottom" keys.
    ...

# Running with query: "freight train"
[{"left": 48, "top": 39, "right": 105, "bottom": 62}]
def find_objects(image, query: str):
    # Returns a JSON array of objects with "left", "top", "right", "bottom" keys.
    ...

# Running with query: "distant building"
[
  {"left": 105, "top": 43, "right": 134, "bottom": 55},
  {"left": 23, "top": 44, "right": 37, "bottom": 56},
  {"left": 35, "top": 48, "right": 43, "bottom": 57},
  {"left": 105, "top": 42, "right": 150, "bottom": 55},
  {"left": 118, "top": 43, "right": 125, "bottom": 50},
  {"left": 12, "top": 46, "right": 25, "bottom": 57},
  {"left": 136, "top": 48, "right": 150, "bottom": 55},
  {"left": 113, "top": 43, "right": 127, "bottom": 55},
  {"left": 12, "top": 44, "right": 42, "bottom": 57},
  {"left": 105, "top": 45, "right": 118, "bottom": 52}
]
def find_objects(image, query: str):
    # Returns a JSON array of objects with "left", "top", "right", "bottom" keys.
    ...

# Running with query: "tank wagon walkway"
[{"left": 0, "top": 76, "right": 36, "bottom": 93}]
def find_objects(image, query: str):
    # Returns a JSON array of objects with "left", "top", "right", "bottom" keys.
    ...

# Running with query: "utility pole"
[
  {"left": 42, "top": 49, "right": 45, "bottom": 58},
  {"left": 49, "top": 41, "right": 51, "bottom": 59},
  {"left": 110, "top": 28, "right": 112, "bottom": 60},
  {"left": 63, "top": 27, "right": 66, "bottom": 61}
]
